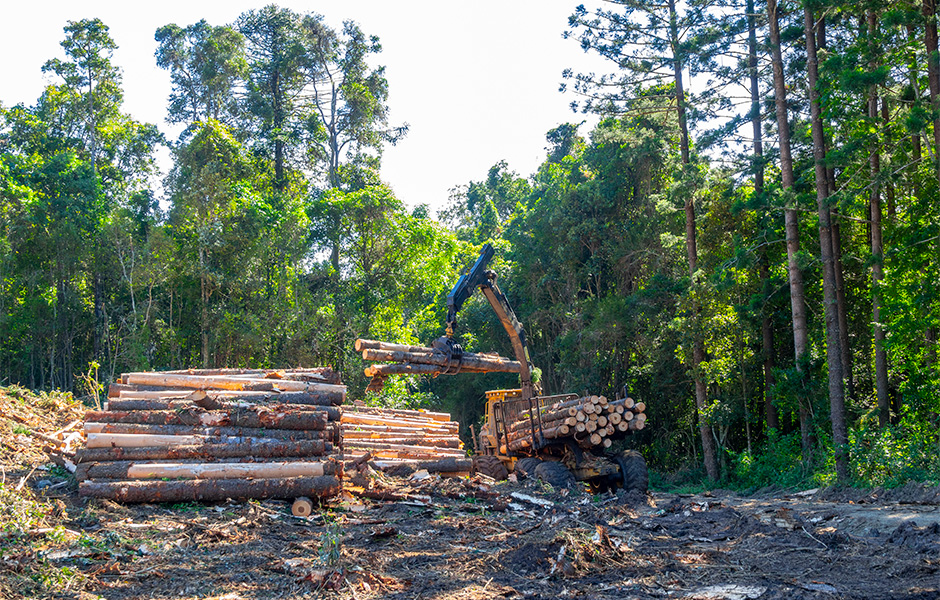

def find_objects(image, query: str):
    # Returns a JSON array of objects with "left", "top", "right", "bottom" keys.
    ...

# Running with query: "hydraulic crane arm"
[{"left": 444, "top": 244, "right": 535, "bottom": 400}]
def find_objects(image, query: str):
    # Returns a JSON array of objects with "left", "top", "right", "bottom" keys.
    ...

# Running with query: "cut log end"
[{"left": 292, "top": 496, "right": 314, "bottom": 517}]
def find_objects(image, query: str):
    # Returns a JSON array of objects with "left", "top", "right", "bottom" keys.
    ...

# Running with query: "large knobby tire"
[
  {"left": 514, "top": 457, "right": 543, "bottom": 479},
  {"left": 615, "top": 450, "right": 649, "bottom": 493},
  {"left": 474, "top": 455, "right": 509, "bottom": 480},
  {"left": 534, "top": 461, "right": 577, "bottom": 489}
]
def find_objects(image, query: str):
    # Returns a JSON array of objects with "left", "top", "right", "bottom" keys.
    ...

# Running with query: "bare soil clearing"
[{"left": 1, "top": 389, "right": 938, "bottom": 600}]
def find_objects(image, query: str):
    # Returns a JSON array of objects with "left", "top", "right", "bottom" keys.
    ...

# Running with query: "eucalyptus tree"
[
  {"left": 27, "top": 19, "right": 160, "bottom": 379},
  {"left": 300, "top": 17, "right": 407, "bottom": 189},
  {"left": 297, "top": 15, "right": 406, "bottom": 274},
  {"left": 42, "top": 18, "right": 122, "bottom": 175},
  {"left": 155, "top": 20, "right": 247, "bottom": 130}
]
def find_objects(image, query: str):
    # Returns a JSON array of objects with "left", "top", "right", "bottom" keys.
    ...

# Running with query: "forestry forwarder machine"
[{"left": 437, "top": 243, "right": 648, "bottom": 493}]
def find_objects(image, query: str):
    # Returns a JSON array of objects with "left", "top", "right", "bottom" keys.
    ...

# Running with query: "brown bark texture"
[
  {"left": 804, "top": 5, "right": 849, "bottom": 482},
  {"left": 75, "top": 439, "right": 332, "bottom": 463},
  {"left": 79, "top": 475, "right": 342, "bottom": 503}
]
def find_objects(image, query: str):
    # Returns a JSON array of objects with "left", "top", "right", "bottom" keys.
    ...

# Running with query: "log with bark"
[
  {"left": 86, "top": 407, "right": 335, "bottom": 430},
  {"left": 365, "top": 457, "right": 473, "bottom": 474},
  {"left": 84, "top": 421, "right": 333, "bottom": 441},
  {"left": 85, "top": 428, "right": 329, "bottom": 448},
  {"left": 341, "top": 412, "right": 457, "bottom": 430},
  {"left": 76, "top": 439, "right": 332, "bottom": 463},
  {"left": 361, "top": 348, "right": 521, "bottom": 373},
  {"left": 79, "top": 475, "right": 342, "bottom": 503},
  {"left": 504, "top": 393, "right": 648, "bottom": 454},
  {"left": 342, "top": 440, "right": 466, "bottom": 456},
  {"left": 341, "top": 436, "right": 460, "bottom": 448}
]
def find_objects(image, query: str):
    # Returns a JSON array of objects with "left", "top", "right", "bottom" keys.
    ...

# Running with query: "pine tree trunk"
[
  {"left": 669, "top": 0, "right": 718, "bottom": 482},
  {"left": 818, "top": 18, "right": 854, "bottom": 402},
  {"left": 804, "top": 5, "right": 849, "bottom": 482},
  {"left": 93, "top": 272, "right": 105, "bottom": 362},
  {"left": 831, "top": 214, "right": 853, "bottom": 398},
  {"left": 749, "top": 0, "right": 778, "bottom": 432},
  {"left": 869, "top": 11, "right": 890, "bottom": 426},
  {"left": 924, "top": 0, "right": 940, "bottom": 181},
  {"left": 768, "top": 0, "right": 812, "bottom": 464}
]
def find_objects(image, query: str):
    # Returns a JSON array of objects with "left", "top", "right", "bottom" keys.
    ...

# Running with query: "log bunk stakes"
[{"left": 503, "top": 394, "right": 647, "bottom": 454}]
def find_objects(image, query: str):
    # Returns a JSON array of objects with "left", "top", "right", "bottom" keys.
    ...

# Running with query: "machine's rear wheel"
[
  {"left": 473, "top": 455, "right": 509, "bottom": 480},
  {"left": 534, "top": 461, "right": 577, "bottom": 489},
  {"left": 615, "top": 450, "right": 649, "bottom": 493},
  {"left": 513, "top": 457, "right": 542, "bottom": 479}
]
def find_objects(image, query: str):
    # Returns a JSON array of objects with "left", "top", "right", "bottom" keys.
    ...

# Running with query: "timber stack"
[
  {"left": 76, "top": 368, "right": 345, "bottom": 503},
  {"left": 503, "top": 394, "right": 646, "bottom": 454},
  {"left": 342, "top": 405, "right": 470, "bottom": 477}
]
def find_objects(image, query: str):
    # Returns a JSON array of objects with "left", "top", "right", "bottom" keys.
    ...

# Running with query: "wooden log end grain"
[{"left": 292, "top": 496, "right": 314, "bottom": 517}]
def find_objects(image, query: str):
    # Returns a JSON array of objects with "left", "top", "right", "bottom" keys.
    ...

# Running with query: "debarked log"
[
  {"left": 340, "top": 412, "right": 457, "bottom": 430},
  {"left": 78, "top": 459, "right": 341, "bottom": 481},
  {"left": 79, "top": 475, "right": 342, "bottom": 503},
  {"left": 342, "top": 405, "right": 453, "bottom": 423},
  {"left": 124, "top": 372, "right": 345, "bottom": 395},
  {"left": 76, "top": 439, "right": 332, "bottom": 463}
]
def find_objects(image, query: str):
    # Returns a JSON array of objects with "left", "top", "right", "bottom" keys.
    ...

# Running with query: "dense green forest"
[{"left": 1, "top": 2, "right": 938, "bottom": 489}]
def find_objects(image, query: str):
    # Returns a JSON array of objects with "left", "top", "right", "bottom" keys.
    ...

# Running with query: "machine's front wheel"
[
  {"left": 513, "top": 457, "right": 543, "bottom": 479},
  {"left": 473, "top": 455, "right": 509, "bottom": 480},
  {"left": 615, "top": 450, "right": 649, "bottom": 493},
  {"left": 534, "top": 461, "right": 577, "bottom": 489}
]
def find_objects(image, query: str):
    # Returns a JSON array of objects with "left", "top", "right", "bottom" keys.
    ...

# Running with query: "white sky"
[{"left": 0, "top": 1, "right": 610, "bottom": 214}]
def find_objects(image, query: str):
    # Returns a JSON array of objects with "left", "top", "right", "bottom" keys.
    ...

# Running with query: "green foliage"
[
  {"left": 850, "top": 419, "right": 940, "bottom": 487},
  {"left": 731, "top": 430, "right": 810, "bottom": 491}
]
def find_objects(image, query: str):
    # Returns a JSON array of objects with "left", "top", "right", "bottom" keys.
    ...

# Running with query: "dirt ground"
[{"left": 2, "top": 389, "right": 939, "bottom": 600}]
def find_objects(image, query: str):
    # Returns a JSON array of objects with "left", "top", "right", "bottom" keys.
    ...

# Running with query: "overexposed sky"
[{"left": 0, "top": 1, "right": 610, "bottom": 213}]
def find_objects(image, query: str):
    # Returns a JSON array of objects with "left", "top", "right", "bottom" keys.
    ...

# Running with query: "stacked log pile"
[
  {"left": 76, "top": 368, "right": 345, "bottom": 503},
  {"left": 504, "top": 395, "right": 646, "bottom": 454},
  {"left": 342, "top": 406, "right": 470, "bottom": 477}
]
